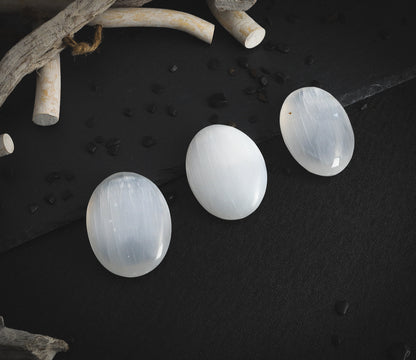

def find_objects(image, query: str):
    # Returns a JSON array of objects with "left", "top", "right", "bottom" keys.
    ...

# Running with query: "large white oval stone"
[
  {"left": 186, "top": 125, "right": 267, "bottom": 220},
  {"left": 86, "top": 172, "right": 171, "bottom": 277},
  {"left": 280, "top": 87, "right": 354, "bottom": 176}
]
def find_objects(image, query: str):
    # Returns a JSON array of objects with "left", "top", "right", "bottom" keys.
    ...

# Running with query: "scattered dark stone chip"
[
  {"left": 94, "top": 136, "right": 105, "bottom": 144},
  {"left": 276, "top": 43, "right": 290, "bottom": 54},
  {"left": 237, "top": 57, "right": 249, "bottom": 69},
  {"left": 310, "top": 80, "right": 321, "bottom": 87},
  {"left": 63, "top": 171, "right": 75, "bottom": 181},
  {"left": 61, "top": 190, "right": 73, "bottom": 201},
  {"left": 248, "top": 67, "right": 258, "bottom": 79},
  {"left": 305, "top": 55, "right": 315, "bottom": 65},
  {"left": 169, "top": 64, "right": 178, "bottom": 73},
  {"left": 166, "top": 192, "right": 176, "bottom": 203},
  {"left": 142, "top": 136, "right": 157, "bottom": 148},
  {"left": 123, "top": 107, "right": 133, "bottom": 117},
  {"left": 257, "top": 91, "right": 268, "bottom": 103},
  {"left": 85, "top": 117, "right": 95, "bottom": 128},
  {"left": 208, "top": 93, "right": 228, "bottom": 108},
  {"left": 208, "top": 114, "right": 220, "bottom": 124},
  {"left": 207, "top": 58, "right": 221, "bottom": 70},
  {"left": 151, "top": 84, "right": 165, "bottom": 94},
  {"left": 105, "top": 138, "right": 121, "bottom": 156},
  {"left": 379, "top": 29, "right": 392, "bottom": 40},
  {"left": 388, "top": 342, "right": 411, "bottom": 360},
  {"left": 260, "top": 67, "right": 271, "bottom": 75},
  {"left": 167, "top": 105, "right": 178, "bottom": 117},
  {"left": 259, "top": 76, "right": 269, "bottom": 87},
  {"left": 44, "top": 194, "right": 56, "bottom": 205},
  {"left": 228, "top": 67, "right": 237, "bottom": 76},
  {"left": 244, "top": 87, "right": 257, "bottom": 95},
  {"left": 360, "top": 103, "right": 368, "bottom": 111},
  {"left": 263, "top": 41, "right": 276, "bottom": 51},
  {"left": 28, "top": 203, "right": 39, "bottom": 214},
  {"left": 147, "top": 103, "right": 157, "bottom": 114},
  {"left": 331, "top": 334, "right": 342, "bottom": 347},
  {"left": 274, "top": 71, "right": 288, "bottom": 84},
  {"left": 248, "top": 115, "right": 258, "bottom": 123},
  {"left": 334, "top": 300, "right": 350, "bottom": 316},
  {"left": 286, "top": 13, "right": 300, "bottom": 23},
  {"left": 45, "top": 171, "right": 61, "bottom": 184},
  {"left": 86, "top": 142, "right": 97, "bottom": 154}
]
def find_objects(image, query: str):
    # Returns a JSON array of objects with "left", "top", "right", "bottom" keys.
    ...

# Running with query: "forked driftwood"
[{"left": 0, "top": 316, "right": 69, "bottom": 360}]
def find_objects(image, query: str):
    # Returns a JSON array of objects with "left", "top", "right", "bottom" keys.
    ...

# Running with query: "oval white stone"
[
  {"left": 186, "top": 124, "right": 267, "bottom": 220},
  {"left": 280, "top": 87, "right": 354, "bottom": 176},
  {"left": 86, "top": 172, "right": 171, "bottom": 277}
]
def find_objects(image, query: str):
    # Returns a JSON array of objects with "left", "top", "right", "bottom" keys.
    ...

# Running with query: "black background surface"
[{"left": 1, "top": 0, "right": 416, "bottom": 359}]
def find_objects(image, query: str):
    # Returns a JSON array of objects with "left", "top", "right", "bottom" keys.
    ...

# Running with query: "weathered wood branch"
[
  {"left": 214, "top": 0, "right": 257, "bottom": 12},
  {"left": 0, "top": 0, "right": 117, "bottom": 108},
  {"left": 0, "top": 133, "right": 14, "bottom": 157},
  {"left": 0, "top": 316, "right": 69, "bottom": 360},
  {"left": 90, "top": 9, "right": 215, "bottom": 44}
]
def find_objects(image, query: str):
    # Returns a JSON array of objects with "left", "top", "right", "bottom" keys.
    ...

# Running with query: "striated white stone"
[
  {"left": 186, "top": 124, "right": 267, "bottom": 220},
  {"left": 280, "top": 87, "right": 354, "bottom": 176},
  {"left": 86, "top": 172, "right": 171, "bottom": 278}
]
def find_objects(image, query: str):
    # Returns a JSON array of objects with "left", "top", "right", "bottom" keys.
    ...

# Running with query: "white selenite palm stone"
[
  {"left": 86, "top": 172, "right": 171, "bottom": 277},
  {"left": 280, "top": 87, "right": 354, "bottom": 176},
  {"left": 186, "top": 125, "right": 267, "bottom": 220}
]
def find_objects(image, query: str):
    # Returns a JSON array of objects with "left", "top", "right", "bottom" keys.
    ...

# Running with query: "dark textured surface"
[
  {"left": 1, "top": 0, "right": 416, "bottom": 251},
  {"left": 1, "top": 80, "right": 416, "bottom": 359}
]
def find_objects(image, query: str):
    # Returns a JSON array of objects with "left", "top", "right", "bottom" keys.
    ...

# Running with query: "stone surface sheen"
[
  {"left": 86, "top": 172, "right": 171, "bottom": 278},
  {"left": 280, "top": 87, "right": 354, "bottom": 176},
  {"left": 186, "top": 125, "right": 267, "bottom": 220}
]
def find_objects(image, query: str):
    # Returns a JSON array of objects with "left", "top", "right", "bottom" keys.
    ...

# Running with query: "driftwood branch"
[
  {"left": 0, "top": 0, "right": 117, "bottom": 108},
  {"left": 214, "top": 0, "right": 257, "bottom": 12},
  {"left": 0, "top": 316, "right": 69, "bottom": 360}
]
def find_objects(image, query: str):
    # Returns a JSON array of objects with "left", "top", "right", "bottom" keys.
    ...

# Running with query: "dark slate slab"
[{"left": 0, "top": 0, "right": 416, "bottom": 252}]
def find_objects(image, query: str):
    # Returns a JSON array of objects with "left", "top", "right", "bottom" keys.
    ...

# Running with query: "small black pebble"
[
  {"left": 86, "top": 142, "right": 97, "bottom": 154},
  {"left": 45, "top": 171, "right": 61, "bottom": 184},
  {"left": 379, "top": 29, "right": 392, "bottom": 40},
  {"left": 244, "top": 87, "right": 257, "bottom": 95},
  {"left": 260, "top": 67, "right": 271, "bottom": 75},
  {"left": 105, "top": 138, "right": 121, "bottom": 156},
  {"left": 248, "top": 115, "right": 258, "bottom": 123},
  {"left": 151, "top": 84, "right": 165, "bottom": 94},
  {"left": 123, "top": 107, "right": 133, "bottom": 117},
  {"left": 305, "top": 55, "right": 315, "bottom": 65},
  {"left": 274, "top": 71, "right": 288, "bottom": 84},
  {"left": 388, "top": 343, "right": 411, "bottom": 360},
  {"left": 259, "top": 76, "right": 269, "bottom": 87},
  {"left": 237, "top": 57, "right": 249, "bottom": 69},
  {"left": 167, "top": 105, "right": 178, "bottom": 117},
  {"left": 28, "top": 203, "right": 39, "bottom": 214},
  {"left": 310, "top": 80, "right": 321, "bottom": 87},
  {"left": 147, "top": 103, "right": 157, "bottom": 114},
  {"left": 169, "top": 64, "right": 178, "bottom": 73},
  {"left": 166, "top": 192, "right": 176, "bottom": 203},
  {"left": 284, "top": 167, "right": 292, "bottom": 176},
  {"left": 331, "top": 334, "right": 342, "bottom": 347},
  {"left": 85, "top": 117, "right": 95, "bottom": 128},
  {"left": 90, "top": 83, "right": 98, "bottom": 92},
  {"left": 44, "top": 194, "right": 56, "bottom": 205},
  {"left": 286, "top": 13, "right": 300, "bottom": 23},
  {"left": 208, "top": 114, "right": 220, "bottom": 124},
  {"left": 248, "top": 68, "right": 258, "bottom": 79},
  {"left": 207, "top": 58, "right": 221, "bottom": 70},
  {"left": 263, "top": 40, "right": 276, "bottom": 51},
  {"left": 360, "top": 103, "right": 368, "bottom": 111},
  {"left": 276, "top": 43, "right": 290, "bottom": 54},
  {"left": 94, "top": 136, "right": 105, "bottom": 144},
  {"left": 63, "top": 172, "right": 75, "bottom": 181},
  {"left": 142, "top": 136, "right": 156, "bottom": 148},
  {"left": 257, "top": 91, "right": 268, "bottom": 103},
  {"left": 334, "top": 300, "right": 350, "bottom": 316},
  {"left": 208, "top": 93, "right": 228, "bottom": 108},
  {"left": 61, "top": 189, "right": 73, "bottom": 201},
  {"left": 228, "top": 67, "right": 237, "bottom": 76}
]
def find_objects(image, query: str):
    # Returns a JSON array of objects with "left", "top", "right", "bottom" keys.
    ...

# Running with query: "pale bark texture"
[{"left": 214, "top": 0, "right": 257, "bottom": 11}]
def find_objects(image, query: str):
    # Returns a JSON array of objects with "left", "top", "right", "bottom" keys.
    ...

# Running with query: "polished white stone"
[
  {"left": 86, "top": 172, "right": 171, "bottom": 277},
  {"left": 186, "top": 124, "right": 267, "bottom": 220},
  {"left": 280, "top": 87, "right": 354, "bottom": 176}
]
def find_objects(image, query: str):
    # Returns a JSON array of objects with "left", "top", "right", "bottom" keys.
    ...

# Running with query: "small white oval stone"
[
  {"left": 186, "top": 125, "right": 267, "bottom": 220},
  {"left": 280, "top": 87, "right": 354, "bottom": 176},
  {"left": 86, "top": 172, "right": 171, "bottom": 277}
]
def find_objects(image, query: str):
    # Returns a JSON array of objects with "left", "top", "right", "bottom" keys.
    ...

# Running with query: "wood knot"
[{"left": 63, "top": 25, "right": 103, "bottom": 56}]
